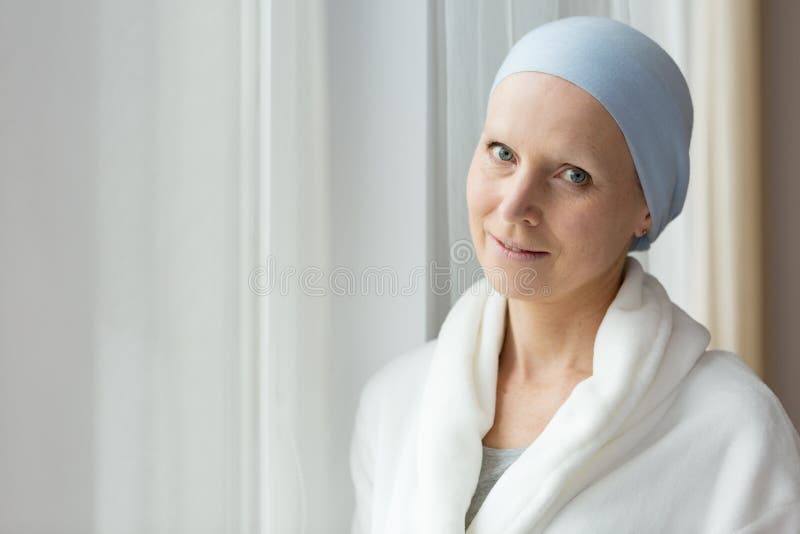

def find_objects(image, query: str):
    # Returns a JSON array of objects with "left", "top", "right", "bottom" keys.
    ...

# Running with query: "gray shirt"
[{"left": 465, "top": 445, "right": 527, "bottom": 529}]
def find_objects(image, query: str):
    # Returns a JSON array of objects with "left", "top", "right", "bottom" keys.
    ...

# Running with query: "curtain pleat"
[
  {"left": 688, "top": 0, "right": 765, "bottom": 377},
  {"left": 262, "top": 0, "right": 332, "bottom": 531}
]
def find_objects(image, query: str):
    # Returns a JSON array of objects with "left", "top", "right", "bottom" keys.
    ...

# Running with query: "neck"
[{"left": 499, "top": 258, "right": 627, "bottom": 383}]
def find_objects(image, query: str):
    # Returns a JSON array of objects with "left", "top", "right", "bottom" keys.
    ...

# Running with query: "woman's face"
[{"left": 467, "top": 71, "right": 650, "bottom": 300}]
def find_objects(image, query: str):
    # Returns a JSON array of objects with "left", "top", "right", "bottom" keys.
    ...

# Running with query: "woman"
[{"left": 350, "top": 16, "right": 800, "bottom": 534}]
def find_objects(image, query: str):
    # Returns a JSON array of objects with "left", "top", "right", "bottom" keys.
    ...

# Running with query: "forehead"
[{"left": 485, "top": 71, "right": 625, "bottom": 161}]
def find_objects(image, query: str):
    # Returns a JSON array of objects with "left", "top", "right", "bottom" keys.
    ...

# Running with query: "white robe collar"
[{"left": 414, "top": 256, "right": 712, "bottom": 533}]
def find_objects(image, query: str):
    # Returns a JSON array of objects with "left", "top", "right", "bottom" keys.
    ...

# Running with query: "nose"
[{"left": 497, "top": 170, "right": 543, "bottom": 227}]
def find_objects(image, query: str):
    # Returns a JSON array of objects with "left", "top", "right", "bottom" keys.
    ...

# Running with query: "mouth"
[
  {"left": 488, "top": 232, "right": 550, "bottom": 261},
  {"left": 489, "top": 232, "right": 547, "bottom": 253}
]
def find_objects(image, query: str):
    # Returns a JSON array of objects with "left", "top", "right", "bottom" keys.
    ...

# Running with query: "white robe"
[{"left": 349, "top": 256, "right": 800, "bottom": 533}]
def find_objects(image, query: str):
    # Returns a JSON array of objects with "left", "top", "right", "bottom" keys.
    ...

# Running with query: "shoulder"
[
  {"left": 678, "top": 350, "right": 800, "bottom": 530},
  {"left": 685, "top": 350, "right": 796, "bottom": 424},
  {"left": 679, "top": 350, "right": 800, "bottom": 479},
  {"left": 683, "top": 350, "right": 798, "bottom": 435}
]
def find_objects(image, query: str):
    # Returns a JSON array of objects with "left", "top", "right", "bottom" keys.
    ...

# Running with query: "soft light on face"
[{"left": 466, "top": 71, "right": 650, "bottom": 301}]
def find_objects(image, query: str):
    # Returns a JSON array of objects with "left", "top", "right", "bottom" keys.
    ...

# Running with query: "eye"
[
  {"left": 563, "top": 167, "right": 591, "bottom": 186},
  {"left": 487, "top": 142, "right": 515, "bottom": 163},
  {"left": 486, "top": 141, "right": 592, "bottom": 186}
]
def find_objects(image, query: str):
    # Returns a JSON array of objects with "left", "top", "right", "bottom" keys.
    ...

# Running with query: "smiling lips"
[
  {"left": 488, "top": 232, "right": 550, "bottom": 262},
  {"left": 489, "top": 232, "right": 547, "bottom": 254}
]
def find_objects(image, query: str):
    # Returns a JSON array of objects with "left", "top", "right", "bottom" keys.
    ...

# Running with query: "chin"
[{"left": 479, "top": 262, "right": 548, "bottom": 299}]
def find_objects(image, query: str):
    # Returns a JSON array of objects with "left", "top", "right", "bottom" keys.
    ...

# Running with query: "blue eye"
[
  {"left": 564, "top": 167, "right": 591, "bottom": 185},
  {"left": 488, "top": 142, "right": 515, "bottom": 162},
  {"left": 486, "top": 141, "right": 592, "bottom": 187}
]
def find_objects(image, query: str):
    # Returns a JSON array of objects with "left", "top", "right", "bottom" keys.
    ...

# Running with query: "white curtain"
[
  {"left": 2, "top": 1, "right": 258, "bottom": 533},
  {"left": 258, "top": 0, "right": 332, "bottom": 532},
  {"left": 91, "top": 1, "right": 259, "bottom": 533}
]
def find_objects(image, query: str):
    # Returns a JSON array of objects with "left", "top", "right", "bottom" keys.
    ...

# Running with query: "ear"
[
  {"left": 639, "top": 193, "right": 651, "bottom": 217},
  {"left": 635, "top": 207, "right": 651, "bottom": 237}
]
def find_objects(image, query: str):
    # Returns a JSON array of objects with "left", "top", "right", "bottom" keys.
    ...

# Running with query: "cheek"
[
  {"left": 466, "top": 168, "right": 498, "bottom": 257},
  {"left": 558, "top": 198, "right": 636, "bottom": 259},
  {"left": 553, "top": 199, "right": 623, "bottom": 254},
  {"left": 552, "top": 199, "right": 599, "bottom": 236},
  {"left": 466, "top": 167, "right": 494, "bottom": 218}
]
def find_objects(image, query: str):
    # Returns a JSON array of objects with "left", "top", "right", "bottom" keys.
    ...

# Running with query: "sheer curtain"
[
  {"left": 2, "top": 1, "right": 258, "bottom": 533},
  {"left": 687, "top": 0, "right": 764, "bottom": 376},
  {"left": 258, "top": 0, "right": 332, "bottom": 532},
  {"left": 1, "top": 0, "right": 335, "bottom": 531},
  {"left": 91, "top": 2, "right": 258, "bottom": 533}
]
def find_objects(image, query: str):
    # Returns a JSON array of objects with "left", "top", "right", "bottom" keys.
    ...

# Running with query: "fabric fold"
[{"left": 414, "top": 255, "right": 712, "bottom": 534}]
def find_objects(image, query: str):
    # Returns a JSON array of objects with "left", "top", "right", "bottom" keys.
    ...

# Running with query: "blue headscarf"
[{"left": 489, "top": 16, "right": 693, "bottom": 252}]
